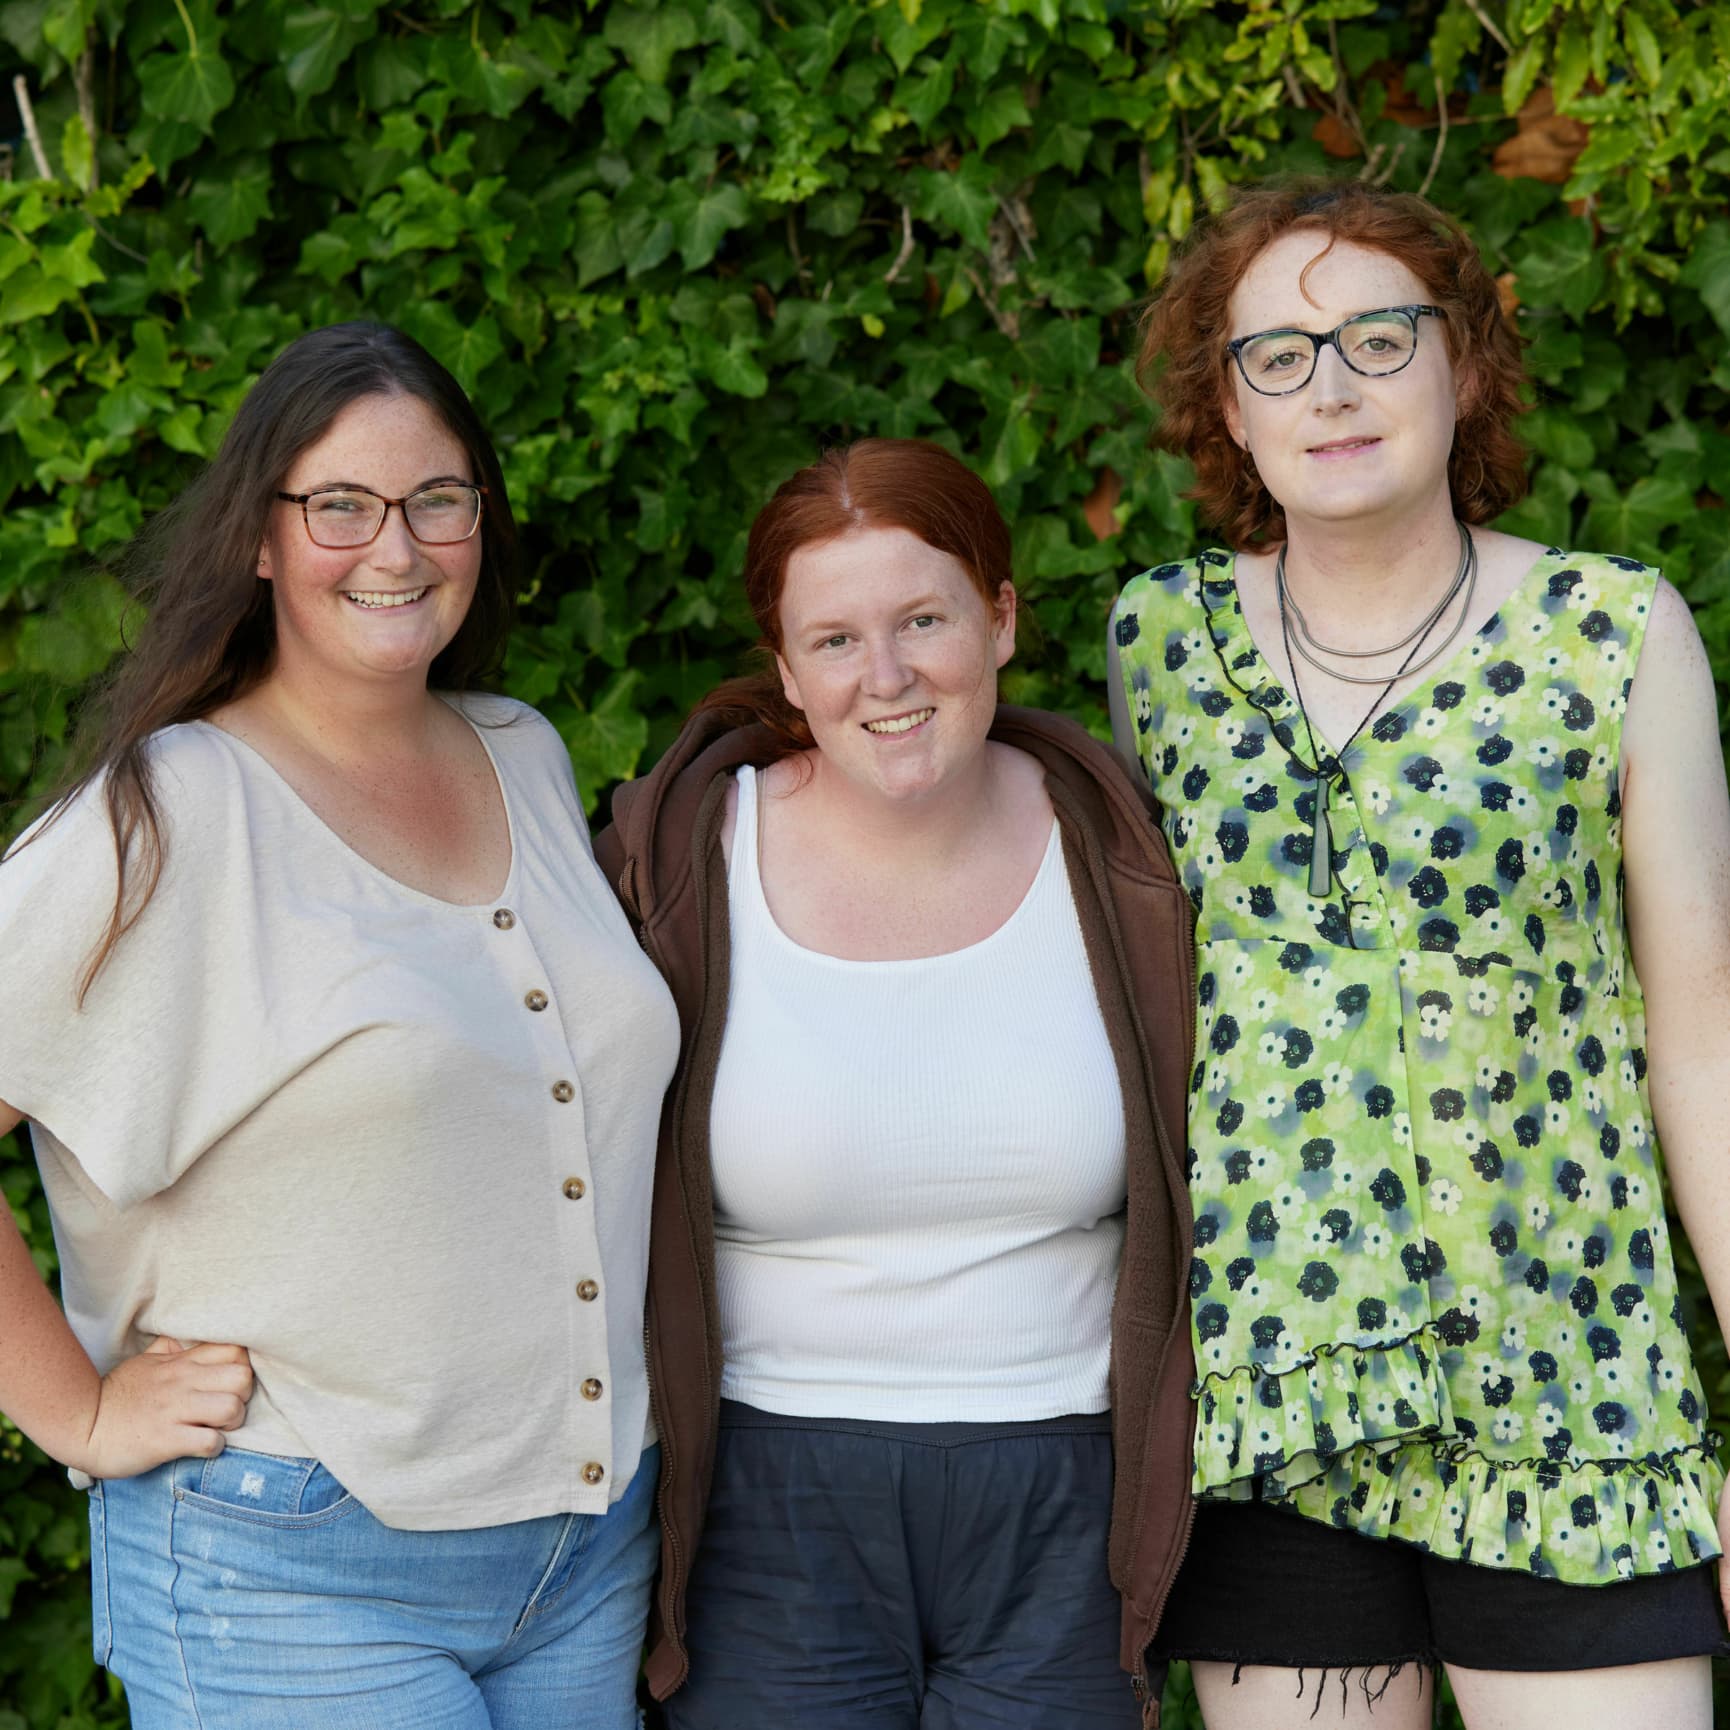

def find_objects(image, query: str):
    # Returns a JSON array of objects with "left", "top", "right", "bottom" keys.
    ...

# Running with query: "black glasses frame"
[
  {"left": 275, "top": 483, "right": 489, "bottom": 548},
  {"left": 1225, "top": 305, "right": 1445, "bottom": 396}
]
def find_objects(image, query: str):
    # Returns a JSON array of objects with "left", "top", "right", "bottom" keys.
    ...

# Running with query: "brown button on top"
[
  {"left": 581, "top": 1462, "right": 605, "bottom": 1485},
  {"left": 551, "top": 1080, "right": 575, "bottom": 1103},
  {"left": 492, "top": 908, "right": 516, "bottom": 930},
  {"left": 581, "top": 1378, "right": 604, "bottom": 1401},
  {"left": 562, "top": 1177, "right": 587, "bottom": 1201},
  {"left": 576, "top": 1279, "right": 599, "bottom": 1301},
  {"left": 524, "top": 989, "right": 549, "bottom": 1012}
]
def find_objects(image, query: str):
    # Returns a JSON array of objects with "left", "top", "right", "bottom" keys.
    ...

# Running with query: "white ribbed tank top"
[{"left": 708, "top": 764, "right": 1128, "bottom": 1422}]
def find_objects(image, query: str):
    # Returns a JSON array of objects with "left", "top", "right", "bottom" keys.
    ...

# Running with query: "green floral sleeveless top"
[{"left": 1113, "top": 547, "right": 1721, "bottom": 1585}]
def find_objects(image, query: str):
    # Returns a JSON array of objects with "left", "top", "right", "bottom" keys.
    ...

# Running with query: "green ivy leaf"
[
  {"left": 137, "top": 41, "right": 237, "bottom": 133},
  {"left": 1678, "top": 221, "right": 1730, "bottom": 339},
  {"left": 910, "top": 154, "right": 996, "bottom": 252},
  {"left": 666, "top": 178, "right": 751, "bottom": 270},
  {"left": 1513, "top": 218, "right": 1606, "bottom": 320},
  {"left": 561, "top": 668, "right": 651, "bottom": 805},
  {"left": 187, "top": 157, "right": 272, "bottom": 246},
  {"left": 1580, "top": 473, "right": 1695, "bottom": 561},
  {"left": 603, "top": 2, "right": 699, "bottom": 87},
  {"left": 279, "top": 6, "right": 377, "bottom": 97}
]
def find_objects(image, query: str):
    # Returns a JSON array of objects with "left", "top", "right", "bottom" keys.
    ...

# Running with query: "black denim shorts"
[
  {"left": 658, "top": 1400, "right": 1142, "bottom": 1729},
  {"left": 1151, "top": 1499, "right": 1729, "bottom": 1674}
]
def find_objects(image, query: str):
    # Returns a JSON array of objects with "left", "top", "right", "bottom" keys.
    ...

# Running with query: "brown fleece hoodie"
[{"left": 594, "top": 704, "right": 1197, "bottom": 1727}]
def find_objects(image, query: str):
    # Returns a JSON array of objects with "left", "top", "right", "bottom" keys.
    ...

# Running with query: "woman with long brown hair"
[
  {"left": 1110, "top": 178, "right": 1728, "bottom": 1728},
  {"left": 0, "top": 322, "right": 679, "bottom": 1728},
  {"left": 599, "top": 436, "right": 1197, "bottom": 1728}
]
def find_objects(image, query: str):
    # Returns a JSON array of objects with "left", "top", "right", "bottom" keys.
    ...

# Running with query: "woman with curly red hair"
[{"left": 1109, "top": 178, "right": 1730, "bottom": 1727}]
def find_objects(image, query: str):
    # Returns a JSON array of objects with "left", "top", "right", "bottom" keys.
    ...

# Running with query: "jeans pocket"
[
  {"left": 87, "top": 1482, "right": 113, "bottom": 1667},
  {"left": 174, "top": 1448, "right": 360, "bottom": 1529}
]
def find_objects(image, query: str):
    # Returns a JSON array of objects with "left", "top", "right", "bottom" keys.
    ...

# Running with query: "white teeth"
[
  {"left": 864, "top": 708, "right": 934, "bottom": 735},
  {"left": 344, "top": 588, "right": 428, "bottom": 609}
]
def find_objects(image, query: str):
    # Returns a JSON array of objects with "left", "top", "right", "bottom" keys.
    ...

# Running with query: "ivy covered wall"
[{"left": 2, "top": 1, "right": 1727, "bottom": 1722}]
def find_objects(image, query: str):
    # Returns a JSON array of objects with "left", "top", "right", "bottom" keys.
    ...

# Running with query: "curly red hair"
[{"left": 1138, "top": 177, "right": 1529, "bottom": 550}]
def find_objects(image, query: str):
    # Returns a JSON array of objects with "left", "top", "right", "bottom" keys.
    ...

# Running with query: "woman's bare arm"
[
  {"left": 0, "top": 1100, "right": 253, "bottom": 1477},
  {"left": 1618, "top": 580, "right": 1730, "bottom": 1615}
]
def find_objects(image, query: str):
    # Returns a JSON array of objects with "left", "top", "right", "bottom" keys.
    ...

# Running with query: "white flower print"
[
  {"left": 1527, "top": 739, "right": 1561, "bottom": 772},
  {"left": 1501, "top": 1319, "right": 1526, "bottom": 1353},
  {"left": 1539, "top": 687, "right": 1565, "bottom": 721},
  {"left": 1253, "top": 1085, "right": 1285, "bottom": 1120},
  {"left": 1417, "top": 708, "right": 1446, "bottom": 738},
  {"left": 1363, "top": 781, "right": 1392, "bottom": 815},
  {"left": 1491, "top": 1411, "right": 1524, "bottom": 1445},
  {"left": 1465, "top": 980, "right": 1500, "bottom": 1016},
  {"left": 1472, "top": 696, "right": 1502, "bottom": 727},
  {"left": 1317, "top": 1009, "right": 1346, "bottom": 1039},
  {"left": 1418, "top": 1003, "right": 1453, "bottom": 1040},
  {"left": 1545, "top": 1101, "right": 1571, "bottom": 1137},
  {"left": 1392, "top": 1112, "right": 1412, "bottom": 1145},
  {"left": 1216, "top": 718, "right": 1244, "bottom": 750},
  {"left": 1362, "top": 1223, "right": 1394, "bottom": 1258},
  {"left": 1428, "top": 1178, "right": 1463, "bottom": 1215},
  {"left": 1526, "top": 1196, "right": 1551, "bottom": 1231},
  {"left": 1322, "top": 1062, "right": 1353, "bottom": 1098},
  {"left": 1536, "top": 1404, "right": 1564, "bottom": 1434}
]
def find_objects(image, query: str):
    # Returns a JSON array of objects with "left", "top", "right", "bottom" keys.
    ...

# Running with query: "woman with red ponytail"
[{"left": 598, "top": 438, "right": 1196, "bottom": 1729}]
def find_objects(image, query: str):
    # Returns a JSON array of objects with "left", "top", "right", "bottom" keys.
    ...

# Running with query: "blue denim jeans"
[{"left": 92, "top": 1443, "right": 659, "bottom": 1730}]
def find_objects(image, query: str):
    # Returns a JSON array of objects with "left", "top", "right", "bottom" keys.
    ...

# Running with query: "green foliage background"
[{"left": 1, "top": 0, "right": 1728, "bottom": 1722}]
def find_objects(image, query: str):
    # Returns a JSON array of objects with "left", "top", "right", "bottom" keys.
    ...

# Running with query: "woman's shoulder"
[
  {"left": 446, "top": 691, "right": 568, "bottom": 767},
  {"left": 1114, "top": 549, "right": 1232, "bottom": 634}
]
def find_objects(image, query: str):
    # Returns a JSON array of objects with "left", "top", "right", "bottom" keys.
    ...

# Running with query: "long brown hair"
[
  {"left": 1138, "top": 177, "right": 1529, "bottom": 548},
  {"left": 14, "top": 321, "right": 519, "bottom": 998},
  {"left": 698, "top": 438, "right": 1014, "bottom": 753}
]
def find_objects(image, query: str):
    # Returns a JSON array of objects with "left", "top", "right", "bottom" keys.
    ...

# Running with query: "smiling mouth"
[
  {"left": 1308, "top": 437, "right": 1381, "bottom": 455},
  {"left": 863, "top": 708, "right": 934, "bottom": 736},
  {"left": 344, "top": 588, "right": 429, "bottom": 609}
]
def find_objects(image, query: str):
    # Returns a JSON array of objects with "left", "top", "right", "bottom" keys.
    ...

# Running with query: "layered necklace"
[{"left": 1277, "top": 521, "right": 1477, "bottom": 898}]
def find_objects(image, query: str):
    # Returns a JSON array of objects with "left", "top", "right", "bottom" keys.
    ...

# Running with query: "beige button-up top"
[{"left": 0, "top": 697, "right": 679, "bottom": 1530}]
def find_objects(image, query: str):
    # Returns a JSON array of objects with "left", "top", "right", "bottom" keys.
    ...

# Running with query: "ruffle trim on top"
[
  {"left": 1191, "top": 1326, "right": 1725, "bottom": 1585},
  {"left": 1276, "top": 1432, "right": 1724, "bottom": 1587},
  {"left": 1193, "top": 1325, "right": 1456, "bottom": 1497}
]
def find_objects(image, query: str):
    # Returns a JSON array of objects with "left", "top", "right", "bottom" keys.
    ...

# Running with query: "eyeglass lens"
[
  {"left": 303, "top": 487, "right": 482, "bottom": 547},
  {"left": 1238, "top": 310, "right": 1419, "bottom": 393}
]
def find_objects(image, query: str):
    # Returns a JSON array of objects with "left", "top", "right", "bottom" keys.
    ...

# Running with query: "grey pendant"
[{"left": 1308, "top": 774, "right": 1333, "bottom": 899}]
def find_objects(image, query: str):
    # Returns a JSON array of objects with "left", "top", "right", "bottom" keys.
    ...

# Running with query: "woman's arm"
[
  {"left": 1618, "top": 580, "right": 1730, "bottom": 1611},
  {"left": 0, "top": 1101, "right": 252, "bottom": 1477}
]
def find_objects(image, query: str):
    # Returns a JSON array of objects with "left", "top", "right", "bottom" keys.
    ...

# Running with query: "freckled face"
[
  {"left": 1222, "top": 233, "right": 1462, "bottom": 531},
  {"left": 775, "top": 525, "right": 1015, "bottom": 805},
  {"left": 257, "top": 392, "right": 482, "bottom": 690}
]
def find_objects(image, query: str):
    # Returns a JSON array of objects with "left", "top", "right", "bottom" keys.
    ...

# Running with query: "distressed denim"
[{"left": 92, "top": 1443, "right": 659, "bottom": 1730}]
